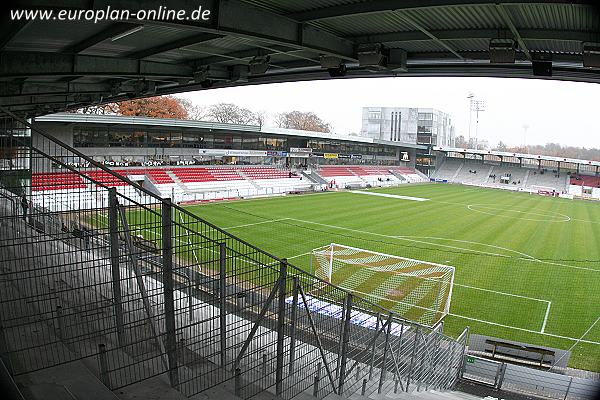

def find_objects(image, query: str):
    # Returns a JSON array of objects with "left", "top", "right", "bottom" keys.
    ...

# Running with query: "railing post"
[
  {"left": 378, "top": 314, "right": 392, "bottom": 394},
  {"left": 313, "top": 362, "right": 321, "bottom": 397},
  {"left": 219, "top": 242, "right": 227, "bottom": 369},
  {"left": 98, "top": 344, "right": 111, "bottom": 389},
  {"left": 369, "top": 313, "right": 381, "bottom": 380},
  {"left": 55, "top": 305, "right": 64, "bottom": 340},
  {"left": 338, "top": 293, "right": 353, "bottom": 395},
  {"left": 0, "top": 322, "right": 14, "bottom": 375},
  {"left": 275, "top": 259, "right": 288, "bottom": 396},
  {"left": 288, "top": 277, "right": 299, "bottom": 375},
  {"left": 262, "top": 353, "right": 268, "bottom": 377},
  {"left": 406, "top": 326, "right": 420, "bottom": 392},
  {"left": 564, "top": 375, "right": 573, "bottom": 400},
  {"left": 234, "top": 367, "right": 241, "bottom": 397},
  {"left": 108, "top": 188, "right": 124, "bottom": 347},
  {"left": 455, "top": 326, "right": 469, "bottom": 389},
  {"left": 162, "top": 198, "right": 179, "bottom": 389}
]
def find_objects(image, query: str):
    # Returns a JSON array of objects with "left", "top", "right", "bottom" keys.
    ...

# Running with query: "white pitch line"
[
  {"left": 393, "top": 235, "right": 536, "bottom": 260},
  {"left": 287, "top": 217, "right": 600, "bottom": 273},
  {"left": 286, "top": 251, "right": 312, "bottom": 260},
  {"left": 223, "top": 217, "right": 290, "bottom": 230},
  {"left": 541, "top": 302, "right": 552, "bottom": 333},
  {"left": 447, "top": 312, "right": 600, "bottom": 345},
  {"left": 349, "top": 190, "right": 429, "bottom": 202},
  {"left": 453, "top": 283, "right": 550, "bottom": 304},
  {"left": 467, "top": 204, "right": 571, "bottom": 222}
]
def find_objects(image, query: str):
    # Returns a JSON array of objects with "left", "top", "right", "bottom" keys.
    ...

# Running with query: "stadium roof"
[
  {"left": 434, "top": 146, "right": 600, "bottom": 167},
  {"left": 35, "top": 112, "right": 424, "bottom": 149},
  {"left": 1, "top": 1, "right": 599, "bottom": 117}
]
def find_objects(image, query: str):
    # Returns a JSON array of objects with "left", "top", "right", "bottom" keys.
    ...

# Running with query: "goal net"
[
  {"left": 311, "top": 243, "right": 454, "bottom": 327},
  {"left": 530, "top": 185, "right": 558, "bottom": 196}
]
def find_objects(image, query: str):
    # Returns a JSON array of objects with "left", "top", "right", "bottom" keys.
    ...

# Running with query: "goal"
[
  {"left": 530, "top": 185, "right": 558, "bottom": 196},
  {"left": 311, "top": 243, "right": 454, "bottom": 327}
]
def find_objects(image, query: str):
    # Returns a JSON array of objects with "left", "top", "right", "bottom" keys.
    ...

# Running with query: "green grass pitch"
[
  {"left": 111, "top": 183, "right": 600, "bottom": 371},
  {"left": 180, "top": 183, "right": 600, "bottom": 371}
]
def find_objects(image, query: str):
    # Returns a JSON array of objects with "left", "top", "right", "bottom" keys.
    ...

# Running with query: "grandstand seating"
[
  {"left": 432, "top": 157, "right": 570, "bottom": 193},
  {"left": 527, "top": 170, "right": 569, "bottom": 191},
  {"left": 432, "top": 158, "right": 464, "bottom": 181},
  {"left": 146, "top": 168, "right": 174, "bottom": 184},
  {"left": 32, "top": 172, "right": 87, "bottom": 191},
  {"left": 316, "top": 165, "right": 425, "bottom": 188},
  {"left": 570, "top": 175, "right": 600, "bottom": 187},
  {"left": 31, "top": 164, "right": 429, "bottom": 207}
]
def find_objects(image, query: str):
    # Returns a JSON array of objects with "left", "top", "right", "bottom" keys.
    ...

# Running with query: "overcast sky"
[{"left": 177, "top": 77, "right": 600, "bottom": 149}]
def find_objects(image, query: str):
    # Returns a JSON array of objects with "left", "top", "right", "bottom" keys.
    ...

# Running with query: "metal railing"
[
  {"left": 462, "top": 354, "right": 599, "bottom": 400},
  {"left": 0, "top": 110, "right": 466, "bottom": 399}
]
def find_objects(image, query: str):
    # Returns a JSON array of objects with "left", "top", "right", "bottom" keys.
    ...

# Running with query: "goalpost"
[
  {"left": 530, "top": 185, "right": 558, "bottom": 196},
  {"left": 311, "top": 243, "right": 455, "bottom": 327}
]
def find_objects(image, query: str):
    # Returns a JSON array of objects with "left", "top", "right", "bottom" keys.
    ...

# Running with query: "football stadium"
[{"left": 1, "top": 2, "right": 600, "bottom": 400}]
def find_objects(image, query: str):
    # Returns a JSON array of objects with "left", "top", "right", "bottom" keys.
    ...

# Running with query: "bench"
[{"left": 484, "top": 339, "right": 555, "bottom": 368}]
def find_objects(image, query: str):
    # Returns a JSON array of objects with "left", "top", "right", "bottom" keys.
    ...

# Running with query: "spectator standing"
[{"left": 21, "top": 194, "right": 28, "bottom": 221}]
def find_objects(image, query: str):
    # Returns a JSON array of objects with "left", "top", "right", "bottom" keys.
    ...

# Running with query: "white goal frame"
[{"left": 311, "top": 243, "right": 455, "bottom": 327}]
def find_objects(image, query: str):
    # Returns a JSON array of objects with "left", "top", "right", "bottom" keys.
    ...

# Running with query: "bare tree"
[
  {"left": 206, "top": 103, "right": 260, "bottom": 125},
  {"left": 178, "top": 98, "right": 208, "bottom": 120},
  {"left": 275, "top": 111, "right": 331, "bottom": 133},
  {"left": 454, "top": 135, "right": 468, "bottom": 148},
  {"left": 254, "top": 110, "right": 267, "bottom": 128}
]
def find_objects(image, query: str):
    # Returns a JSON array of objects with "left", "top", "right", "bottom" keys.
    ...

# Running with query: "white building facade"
[{"left": 360, "top": 107, "right": 455, "bottom": 147}]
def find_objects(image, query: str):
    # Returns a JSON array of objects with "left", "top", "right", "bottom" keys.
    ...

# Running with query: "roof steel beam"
[
  {"left": 128, "top": 33, "right": 223, "bottom": 59},
  {"left": 0, "top": 51, "right": 193, "bottom": 80},
  {"left": 495, "top": 4, "right": 532, "bottom": 61},
  {"left": 139, "top": 0, "right": 356, "bottom": 61},
  {"left": 0, "top": 20, "right": 30, "bottom": 50},
  {"left": 66, "top": 23, "right": 141, "bottom": 54},
  {"left": 287, "top": 0, "right": 594, "bottom": 22},
  {"left": 394, "top": 13, "right": 464, "bottom": 60},
  {"left": 351, "top": 29, "right": 600, "bottom": 45}
]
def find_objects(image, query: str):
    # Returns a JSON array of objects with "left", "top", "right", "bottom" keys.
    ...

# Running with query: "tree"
[
  {"left": 119, "top": 96, "right": 188, "bottom": 119},
  {"left": 72, "top": 95, "right": 189, "bottom": 119},
  {"left": 454, "top": 135, "right": 468, "bottom": 148},
  {"left": 254, "top": 110, "right": 267, "bottom": 128},
  {"left": 206, "top": 103, "right": 260, "bottom": 125},
  {"left": 275, "top": 111, "right": 331, "bottom": 132},
  {"left": 68, "top": 103, "right": 119, "bottom": 115},
  {"left": 496, "top": 141, "right": 508, "bottom": 151},
  {"left": 178, "top": 98, "right": 208, "bottom": 120}
]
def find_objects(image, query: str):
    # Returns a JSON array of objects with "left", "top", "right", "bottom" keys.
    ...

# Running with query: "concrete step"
[{"left": 18, "top": 361, "right": 121, "bottom": 400}]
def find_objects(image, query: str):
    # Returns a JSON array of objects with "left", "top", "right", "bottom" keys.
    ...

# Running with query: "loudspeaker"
[
  {"left": 532, "top": 60, "right": 552, "bottom": 77},
  {"left": 489, "top": 39, "right": 516, "bottom": 63},
  {"left": 583, "top": 43, "right": 600, "bottom": 68}
]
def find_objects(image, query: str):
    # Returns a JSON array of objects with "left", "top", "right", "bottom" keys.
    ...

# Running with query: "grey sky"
[{"left": 178, "top": 77, "right": 600, "bottom": 149}]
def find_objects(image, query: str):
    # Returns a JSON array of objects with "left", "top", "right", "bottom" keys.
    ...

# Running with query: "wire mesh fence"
[{"left": 0, "top": 111, "right": 466, "bottom": 399}]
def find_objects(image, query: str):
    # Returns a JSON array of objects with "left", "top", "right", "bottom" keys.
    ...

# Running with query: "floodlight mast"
[
  {"left": 467, "top": 92, "right": 474, "bottom": 147},
  {"left": 470, "top": 98, "right": 485, "bottom": 149}
]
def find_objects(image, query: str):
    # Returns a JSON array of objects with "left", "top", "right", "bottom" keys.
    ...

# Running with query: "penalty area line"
[
  {"left": 222, "top": 217, "right": 290, "bottom": 230},
  {"left": 447, "top": 312, "right": 599, "bottom": 344}
]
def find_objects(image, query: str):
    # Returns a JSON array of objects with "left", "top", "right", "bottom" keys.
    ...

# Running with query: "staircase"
[
  {"left": 167, "top": 170, "right": 190, "bottom": 193},
  {"left": 0, "top": 112, "right": 468, "bottom": 400},
  {"left": 450, "top": 162, "right": 464, "bottom": 182},
  {"left": 521, "top": 170, "right": 530, "bottom": 187},
  {"left": 390, "top": 170, "right": 408, "bottom": 183},
  {"left": 238, "top": 169, "right": 262, "bottom": 190},
  {"left": 304, "top": 169, "right": 329, "bottom": 184},
  {"left": 364, "top": 388, "right": 483, "bottom": 400},
  {"left": 483, "top": 165, "right": 495, "bottom": 184}
]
